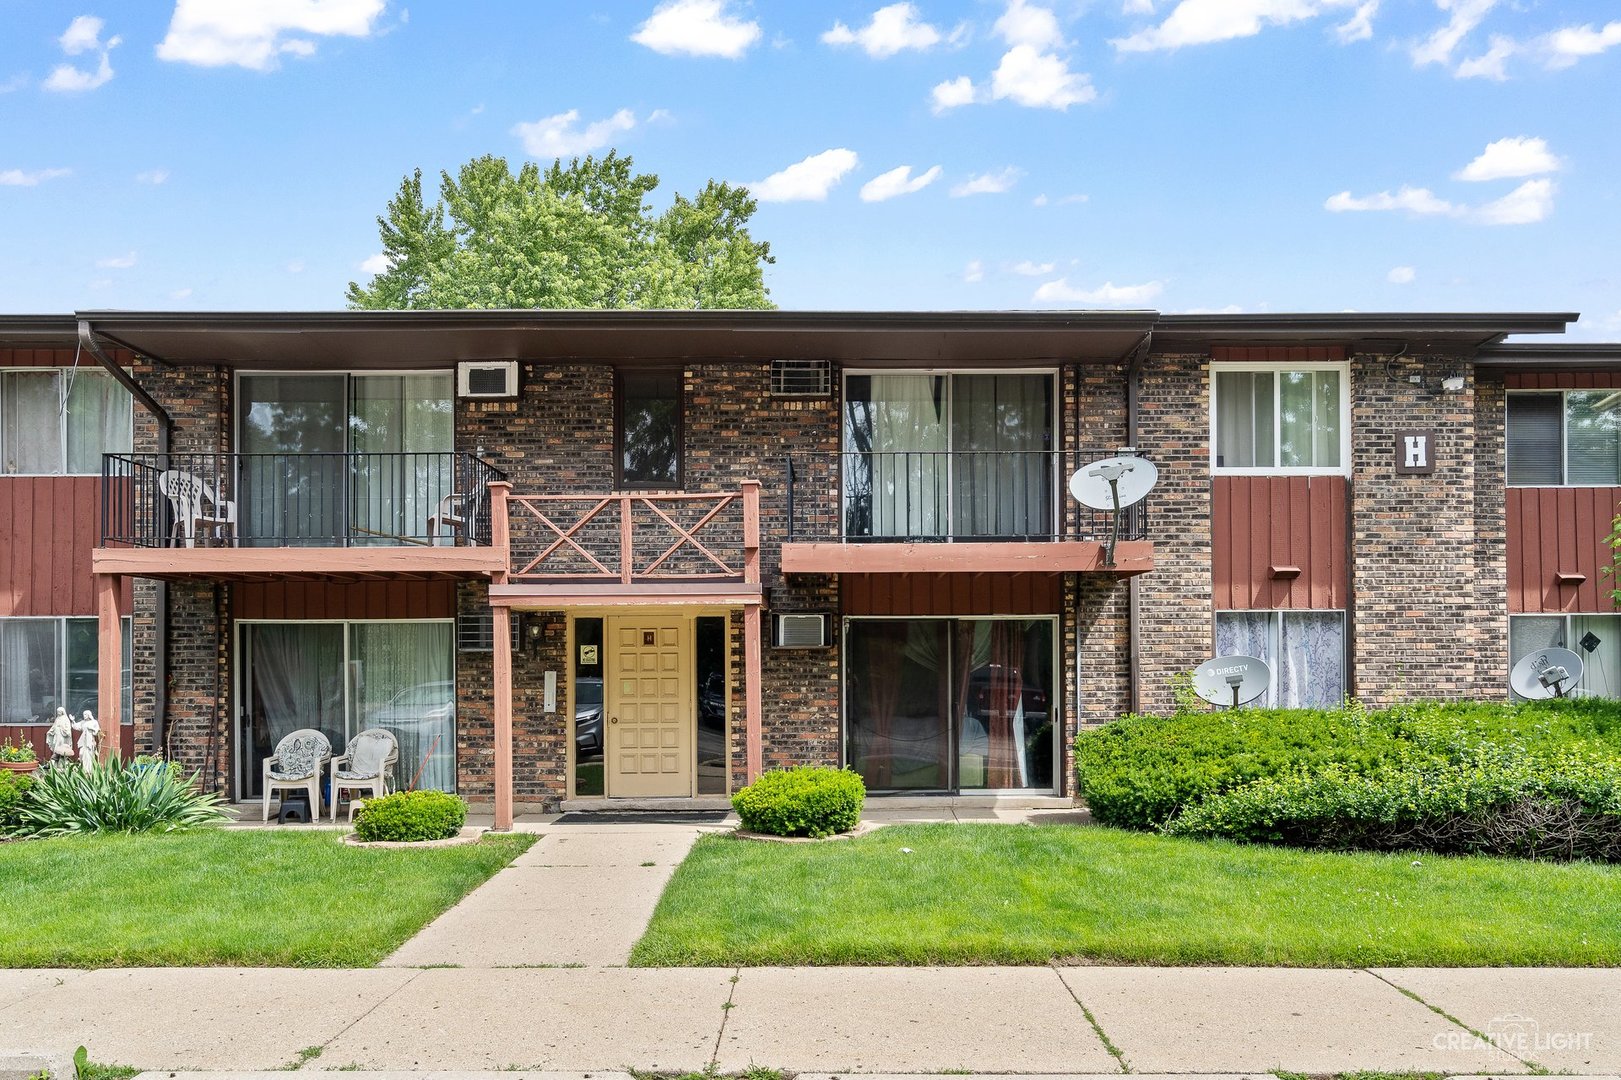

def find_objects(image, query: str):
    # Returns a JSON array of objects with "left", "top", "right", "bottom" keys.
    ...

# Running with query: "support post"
[
  {"left": 741, "top": 480, "right": 761, "bottom": 586},
  {"left": 744, "top": 602, "right": 763, "bottom": 782},
  {"left": 488, "top": 480, "right": 514, "bottom": 831},
  {"left": 96, "top": 574, "right": 121, "bottom": 761}
]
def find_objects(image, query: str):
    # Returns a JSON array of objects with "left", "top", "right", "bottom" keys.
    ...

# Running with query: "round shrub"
[
  {"left": 0, "top": 770, "right": 33, "bottom": 835},
  {"left": 732, "top": 766, "right": 864, "bottom": 838},
  {"left": 352, "top": 790, "right": 467, "bottom": 842}
]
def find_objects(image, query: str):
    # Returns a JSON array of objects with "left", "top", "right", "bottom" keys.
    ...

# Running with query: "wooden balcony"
[{"left": 486, "top": 481, "right": 763, "bottom": 608}]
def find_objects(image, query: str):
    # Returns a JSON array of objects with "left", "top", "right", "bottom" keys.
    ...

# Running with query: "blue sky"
[{"left": 2, "top": 0, "right": 1618, "bottom": 337}]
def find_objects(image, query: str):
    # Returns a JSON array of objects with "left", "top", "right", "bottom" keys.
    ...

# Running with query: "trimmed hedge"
[
  {"left": 733, "top": 766, "right": 865, "bottom": 838},
  {"left": 1075, "top": 698, "right": 1621, "bottom": 830},
  {"left": 352, "top": 790, "right": 467, "bottom": 842},
  {"left": 1164, "top": 748, "right": 1621, "bottom": 861}
]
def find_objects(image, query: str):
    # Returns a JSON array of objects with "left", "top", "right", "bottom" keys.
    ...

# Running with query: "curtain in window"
[
  {"left": 65, "top": 372, "right": 132, "bottom": 474},
  {"left": 1214, "top": 371, "right": 1273, "bottom": 469},
  {"left": 350, "top": 374, "right": 454, "bottom": 544},
  {"left": 846, "top": 620, "right": 951, "bottom": 789},
  {"left": 244, "top": 624, "right": 346, "bottom": 796},
  {"left": 1278, "top": 371, "right": 1341, "bottom": 469},
  {"left": 1214, "top": 611, "right": 1273, "bottom": 706},
  {"left": 2, "top": 372, "right": 64, "bottom": 475},
  {"left": 1506, "top": 394, "right": 1564, "bottom": 484},
  {"left": 1277, "top": 611, "right": 1344, "bottom": 707},
  {"left": 0, "top": 620, "right": 59, "bottom": 724},
  {"left": 951, "top": 375, "right": 1052, "bottom": 538},
  {"left": 1564, "top": 391, "right": 1621, "bottom": 485},
  {"left": 849, "top": 375, "right": 948, "bottom": 538},
  {"left": 238, "top": 375, "right": 347, "bottom": 544},
  {"left": 350, "top": 622, "right": 456, "bottom": 792}
]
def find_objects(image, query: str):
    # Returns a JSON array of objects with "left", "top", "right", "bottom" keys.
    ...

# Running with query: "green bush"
[
  {"left": 1164, "top": 747, "right": 1621, "bottom": 861},
  {"left": 1075, "top": 698, "right": 1621, "bottom": 830},
  {"left": 14, "top": 758, "right": 228, "bottom": 837},
  {"left": 0, "top": 770, "right": 33, "bottom": 835},
  {"left": 732, "top": 766, "right": 865, "bottom": 838},
  {"left": 352, "top": 789, "right": 467, "bottom": 842}
]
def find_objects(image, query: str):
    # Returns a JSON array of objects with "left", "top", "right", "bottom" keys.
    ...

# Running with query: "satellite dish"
[
  {"left": 1069, "top": 454, "right": 1159, "bottom": 511},
  {"left": 1192, "top": 654, "right": 1271, "bottom": 708},
  {"left": 1068, "top": 453, "right": 1159, "bottom": 567},
  {"left": 1510, "top": 647, "right": 1584, "bottom": 700}
]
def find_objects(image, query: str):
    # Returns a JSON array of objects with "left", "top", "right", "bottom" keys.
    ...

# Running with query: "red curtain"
[{"left": 985, "top": 621, "right": 1026, "bottom": 788}]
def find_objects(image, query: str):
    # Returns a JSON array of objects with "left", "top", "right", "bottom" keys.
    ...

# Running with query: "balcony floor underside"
[
  {"left": 780, "top": 539, "right": 1153, "bottom": 576},
  {"left": 91, "top": 545, "right": 507, "bottom": 583}
]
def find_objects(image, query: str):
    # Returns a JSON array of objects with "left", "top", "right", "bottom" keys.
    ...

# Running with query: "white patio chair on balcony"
[
  {"left": 329, "top": 728, "right": 398, "bottom": 821},
  {"left": 158, "top": 470, "right": 237, "bottom": 547},
  {"left": 262, "top": 728, "right": 331, "bottom": 823},
  {"left": 426, "top": 488, "right": 484, "bottom": 546}
]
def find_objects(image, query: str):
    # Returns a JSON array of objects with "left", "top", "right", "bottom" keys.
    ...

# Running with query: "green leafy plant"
[
  {"left": 13, "top": 757, "right": 228, "bottom": 837},
  {"left": 352, "top": 789, "right": 467, "bottom": 842},
  {"left": 0, "top": 737, "right": 38, "bottom": 764},
  {"left": 732, "top": 765, "right": 865, "bottom": 838},
  {"left": 0, "top": 769, "right": 34, "bottom": 835}
]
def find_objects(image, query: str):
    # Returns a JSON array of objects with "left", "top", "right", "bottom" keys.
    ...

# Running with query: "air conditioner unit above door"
[
  {"left": 457, "top": 361, "right": 520, "bottom": 400},
  {"left": 774, "top": 613, "right": 830, "bottom": 648}
]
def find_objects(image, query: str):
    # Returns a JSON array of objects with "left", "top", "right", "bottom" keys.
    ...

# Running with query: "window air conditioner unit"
[
  {"left": 457, "top": 361, "right": 520, "bottom": 400},
  {"left": 775, "top": 613, "right": 830, "bottom": 648},
  {"left": 770, "top": 358, "right": 833, "bottom": 398}
]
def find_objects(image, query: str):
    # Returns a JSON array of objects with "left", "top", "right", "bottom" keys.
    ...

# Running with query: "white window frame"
[
  {"left": 1507, "top": 612, "right": 1621, "bottom": 700},
  {"left": 1504, "top": 388, "right": 1621, "bottom": 488},
  {"left": 0, "top": 615, "right": 132, "bottom": 724},
  {"left": 1210, "top": 362, "right": 1351, "bottom": 477},
  {"left": 1212, "top": 608, "right": 1347, "bottom": 706},
  {"left": 0, "top": 367, "right": 134, "bottom": 477}
]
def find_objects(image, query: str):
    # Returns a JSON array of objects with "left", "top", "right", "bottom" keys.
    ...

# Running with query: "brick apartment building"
[{"left": 0, "top": 309, "right": 1615, "bottom": 824}]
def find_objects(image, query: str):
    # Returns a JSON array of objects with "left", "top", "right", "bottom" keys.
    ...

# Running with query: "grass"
[
  {"left": 630, "top": 823, "right": 1621, "bottom": 967},
  {"left": 0, "top": 830, "right": 534, "bottom": 967}
]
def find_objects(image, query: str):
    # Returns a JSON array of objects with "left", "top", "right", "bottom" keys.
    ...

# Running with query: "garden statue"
[
  {"left": 73, "top": 710, "right": 101, "bottom": 771},
  {"left": 46, "top": 707, "right": 75, "bottom": 763}
]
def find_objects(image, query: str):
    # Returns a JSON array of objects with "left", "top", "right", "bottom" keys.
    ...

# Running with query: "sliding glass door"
[
  {"left": 844, "top": 617, "right": 1056, "bottom": 793},
  {"left": 240, "top": 620, "right": 455, "bottom": 797},
  {"left": 843, "top": 372, "right": 1055, "bottom": 540}
]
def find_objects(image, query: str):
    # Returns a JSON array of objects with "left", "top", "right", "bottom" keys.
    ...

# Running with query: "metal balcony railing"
[
  {"left": 101, "top": 452, "right": 507, "bottom": 548},
  {"left": 785, "top": 449, "right": 1150, "bottom": 544}
]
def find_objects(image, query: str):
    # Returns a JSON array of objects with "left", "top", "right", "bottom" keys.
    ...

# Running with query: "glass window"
[
  {"left": 1213, "top": 367, "right": 1345, "bottom": 473},
  {"left": 1214, "top": 610, "right": 1345, "bottom": 707},
  {"left": 573, "top": 617, "right": 604, "bottom": 797},
  {"left": 619, "top": 372, "right": 681, "bottom": 487},
  {"left": 66, "top": 371, "right": 134, "bottom": 474},
  {"left": 695, "top": 615, "right": 728, "bottom": 795},
  {"left": 1509, "top": 614, "right": 1621, "bottom": 700},
  {"left": 1507, "top": 390, "right": 1621, "bottom": 486},
  {"left": 0, "top": 616, "right": 131, "bottom": 725},
  {"left": 1, "top": 370, "right": 132, "bottom": 476}
]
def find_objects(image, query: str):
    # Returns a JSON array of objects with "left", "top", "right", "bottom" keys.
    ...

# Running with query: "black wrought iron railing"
[
  {"left": 101, "top": 452, "right": 507, "bottom": 548},
  {"left": 785, "top": 449, "right": 1150, "bottom": 543}
]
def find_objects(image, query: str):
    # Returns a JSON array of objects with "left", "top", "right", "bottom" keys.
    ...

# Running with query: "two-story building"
[{"left": 1, "top": 309, "right": 1616, "bottom": 827}]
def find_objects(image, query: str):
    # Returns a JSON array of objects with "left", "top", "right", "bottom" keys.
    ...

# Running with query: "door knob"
[{"left": 609, "top": 717, "right": 619, "bottom": 725}]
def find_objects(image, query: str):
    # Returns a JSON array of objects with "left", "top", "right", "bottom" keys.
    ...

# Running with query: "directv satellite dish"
[
  {"left": 1068, "top": 453, "right": 1159, "bottom": 567},
  {"left": 1510, "top": 647, "right": 1584, "bottom": 700},
  {"left": 1192, "top": 654, "right": 1271, "bottom": 709}
]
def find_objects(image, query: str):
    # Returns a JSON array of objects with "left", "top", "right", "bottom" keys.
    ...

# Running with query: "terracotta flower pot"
[{"left": 1, "top": 760, "right": 39, "bottom": 776}]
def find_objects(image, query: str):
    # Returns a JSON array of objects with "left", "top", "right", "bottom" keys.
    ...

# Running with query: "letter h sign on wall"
[{"left": 1396, "top": 430, "right": 1436, "bottom": 474}]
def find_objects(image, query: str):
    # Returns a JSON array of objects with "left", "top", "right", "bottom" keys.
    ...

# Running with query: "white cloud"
[
  {"left": 359, "top": 253, "right": 391, "bottom": 275},
  {"left": 1335, "top": 1, "right": 1378, "bottom": 43},
  {"left": 1012, "top": 260, "right": 1056, "bottom": 276},
  {"left": 0, "top": 74, "right": 27, "bottom": 93},
  {"left": 169, "top": 287, "right": 193, "bottom": 300},
  {"left": 1034, "top": 278, "right": 1164, "bottom": 304},
  {"left": 963, "top": 259, "right": 985, "bottom": 283},
  {"left": 750, "top": 149, "right": 859, "bottom": 202},
  {"left": 646, "top": 108, "right": 675, "bottom": 124},
  {"left": 1323, "top": 185, "right": 1460, "bottom": 216},
  {"left": 1035, "top": 192, "right": 1090, "bottom": 206},
  {"left": 156, "top": 0, "right": 386, "bottom": 71},
  {"left": 1113, "top": 0, "right": 1364, "bottom": 53},
  {"left": 512, "top": 108, "right": 637, "bottom": 159},
  {"left": 135, "top": 168, "right": 169, "bottom": 185},
  {"left": 823, "top": 3, "right": 960, "bottom": 57},
  {"left": 1543, "top": 21, "right": 1621, "bottom": 69},
  {"left": 0, "top": 167, "right": 72, "bottom": 186},
  {"left": 1033, "top": 193, "right": 1048, "bottom": 206},
  {"left": 95, "top": 251, "right": 137, "bottom": 269},
  {"left": 631, "top": 0, "right": 761, "bottom": 58},
  {"left": 996, "top": 0, "right": 1065, "bottom": 49},
  {"left": 1387, "top": 265, "right": 1416, "bottom": 284},
  {"left": 950, "top": 167, "right": 1022, "bottom": 197},
  {"left": 859, "top": 164, "right": 941, "bottom": 202},
  {"left": 930, "top": 75, "right": 978, "bottom": 112},
  {"left": 44, "top": 14, "right": 120, "bottom": 92},
  {"left": 1454, "top": 136, "right": 1560, "bottom": 182},
  {"left": 1455, "top": 34, "right": 1516, "bottom": 79},
  {"left": 1472, "top": 178, "right": 1554, "bottom": 225},
  {"left": 989, "top": 44, "right": 1095, "bottom": 108},
  {"left": 1122, "top": 0, "right": 1156, "bottom": 13},
  {"left": 285, "top": 259, "right": 305, "bottom": 274},
  {"left": 1410, "top": 0, "right": 1496, "bottom": 68}
]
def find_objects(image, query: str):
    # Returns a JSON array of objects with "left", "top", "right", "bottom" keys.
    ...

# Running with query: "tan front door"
[{"left": 605, "top": 616, "right": 692, "bottom": 798}]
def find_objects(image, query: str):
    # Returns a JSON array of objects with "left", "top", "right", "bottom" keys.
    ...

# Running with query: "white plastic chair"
[
  {"left": 329, "top": 728, "right": 398, "bottom": 821},
  {"left": 427, "top": 487, "right": 485, "bottom": 546},
  {"left": 262, "top": 728, "right": 331, "bottom": 823},
  {"left": 158, "top": 470, "right": 237, "bottom": 547}
]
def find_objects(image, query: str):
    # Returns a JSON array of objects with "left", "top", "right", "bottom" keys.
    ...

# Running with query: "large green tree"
[{"left": 346, "top": 152, "right": 774, "bottom": 310}]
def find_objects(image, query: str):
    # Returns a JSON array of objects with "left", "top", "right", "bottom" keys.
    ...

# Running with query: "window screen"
[
  {"left": 1565, "top": 391, "right": 1621, "bottom": 485},
  {"left": 1506, "top": 394, "right": 1563, "bottom": 484}
]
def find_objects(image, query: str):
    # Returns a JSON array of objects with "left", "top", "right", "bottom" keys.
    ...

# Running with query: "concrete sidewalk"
[{"left": 1, "top": 964, "right": 1617, "bottom": 1075}]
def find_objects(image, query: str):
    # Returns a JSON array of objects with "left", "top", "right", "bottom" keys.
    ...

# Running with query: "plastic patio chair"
[
  {"left": 329, "top": 728, "right": 398, "bottom": 821},
  {"left": 262, "top": 728, "right": 332, "bottom": 823},
  {"left": 158, "top": 469, "right": 237, "bottom": 547}
]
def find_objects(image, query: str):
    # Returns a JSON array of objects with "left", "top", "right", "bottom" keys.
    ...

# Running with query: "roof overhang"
[
  {"left": 1151, "top": 312, "right": 1578, "bottom": 354},
  {"left": 1475, "top": 343, "right": 1621, "bottom": 370},
  {"left": 0, "top": 315, "right": 80, "bottom": 348}
]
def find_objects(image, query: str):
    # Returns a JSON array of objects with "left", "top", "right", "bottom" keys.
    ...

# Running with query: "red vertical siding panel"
[
  {"left": 1573, "top": 489, "right": 1597, "bottom": 611},
  {"left": 13, "top": 481, "right": 35, "bottom": 615},
  {"left": 1539, "top": 488, "right": 1562, "bottom": 610},
  {"left": 0, "top": 481, "right": 14, "bottom": 616}
]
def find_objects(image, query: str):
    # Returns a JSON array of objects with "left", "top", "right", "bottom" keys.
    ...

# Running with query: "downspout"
[
  {"left": 1123, "top": 332, "right": 1151, "bottom": 716},
  {"left": 79, "top": 320, "right": 174, "bottom": 756}
]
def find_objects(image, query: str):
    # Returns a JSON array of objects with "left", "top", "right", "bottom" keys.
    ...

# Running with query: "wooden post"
[
  {"left": 488, "top": 480, "right": 514, "bottom": 831},
  {"left": 619, "top": 495, "right": 633, "bottom": 584},
  {"left": 96, "top": 574, "right": 121, "bottom": 761},
  {"left": 741, "top": 480, "right": 761, "bottom": 586},
  {"left": 744, "top": 602, "right": 763, "bottom": 782}
]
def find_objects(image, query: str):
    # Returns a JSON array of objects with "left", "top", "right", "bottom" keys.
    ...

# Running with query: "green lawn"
[
  {"left": 0, "top": 830, "right": 534, "bottom": 967},
  {"left": 630, "top": 824, "right": 1621, "bottom": 967}
]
